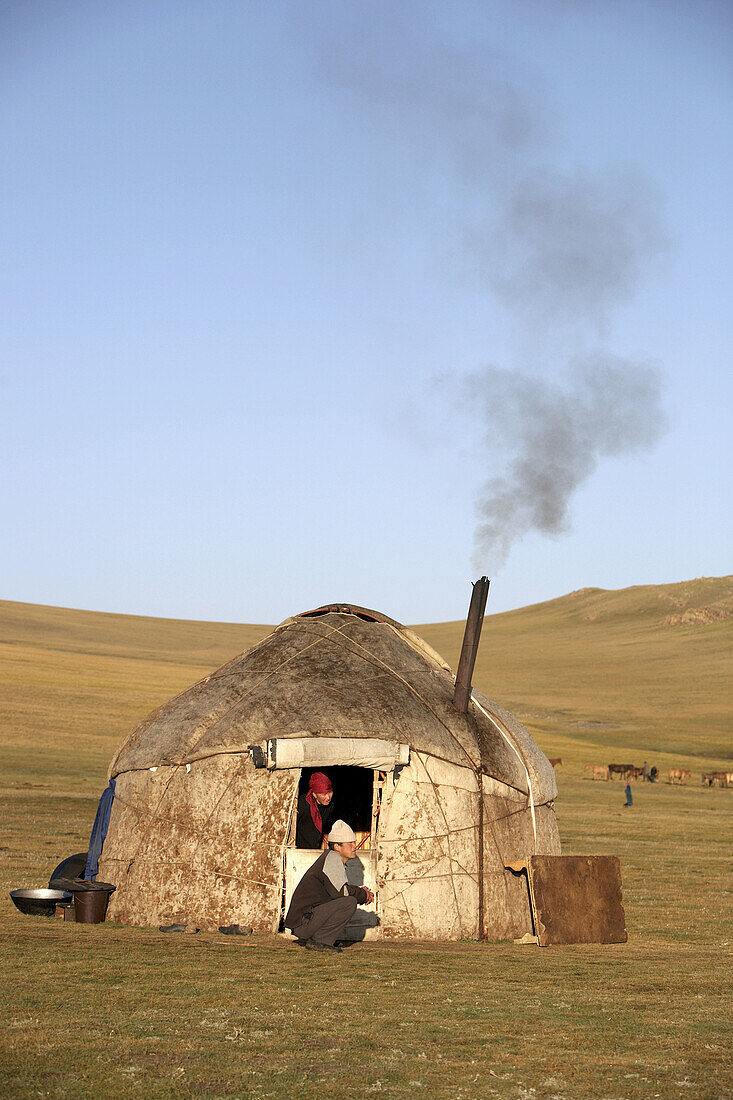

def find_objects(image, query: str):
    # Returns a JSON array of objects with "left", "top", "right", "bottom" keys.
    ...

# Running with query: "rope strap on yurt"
[{"left": 471, "top": 695, "right": 538, "bottom": 851}]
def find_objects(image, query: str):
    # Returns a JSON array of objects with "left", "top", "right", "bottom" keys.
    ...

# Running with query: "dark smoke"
[
  {"left": 480, "top": 164, "right": 668, "bottom": 333},
  {"left": 312, "top": 14, "right": 670, "bottom": 570},
  {"left": 463, "top": 356, "right": 667, "bottom": 571}
]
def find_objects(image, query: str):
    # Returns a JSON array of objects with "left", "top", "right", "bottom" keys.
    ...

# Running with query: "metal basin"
[{"left": 10, "top": 888, "right": 72, "bottom": 917}]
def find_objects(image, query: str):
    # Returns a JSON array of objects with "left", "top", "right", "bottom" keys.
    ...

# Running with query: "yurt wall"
[
  {"left": 378, "top": 752, "right": 481, "bottom": 939},
  {"left": 101, "top": 749, "right": 559, "bottom": 940},
  {"left": 376, "top": 752, "right": 559, "bottom": 941},
  {"left": 100, "top": 755, "right": 297, "bottom": 933}
]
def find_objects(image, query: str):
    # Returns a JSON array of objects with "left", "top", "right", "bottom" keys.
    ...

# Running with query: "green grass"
[{"left": 0, "top": 580, "right": 731, "bottom": 1098}]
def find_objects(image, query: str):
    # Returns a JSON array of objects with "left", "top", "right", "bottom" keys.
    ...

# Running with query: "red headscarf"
[{"left": 306, "top": 771, "right": 333, "bottom": 835}]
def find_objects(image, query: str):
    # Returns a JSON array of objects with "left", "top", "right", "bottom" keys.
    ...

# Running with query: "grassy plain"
[{"left": 0, "top": 578, "right": 731, "bottom": 1099}]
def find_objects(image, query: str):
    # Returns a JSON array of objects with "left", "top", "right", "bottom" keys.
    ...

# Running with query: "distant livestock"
[
  {"left": 608, "top": 764, "right": 635, "bottom": 780},
  {"left": 581, "top": 761, "right": 707, "bottom": 786},
  {"left": 702, "top": 771, "right": 732, "bottom": 788},
  {"left": 549, "top": 758, "right": 563, "bottom": 768}
]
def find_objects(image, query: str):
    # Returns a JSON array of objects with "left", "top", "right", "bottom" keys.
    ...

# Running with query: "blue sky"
[{"left": 1, "top": 1, "right": 731, "bottom": 624}]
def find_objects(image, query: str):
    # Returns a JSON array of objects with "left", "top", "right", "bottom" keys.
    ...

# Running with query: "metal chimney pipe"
[{"left": 452, "top": 577, "right": 490, "bottom": 713}]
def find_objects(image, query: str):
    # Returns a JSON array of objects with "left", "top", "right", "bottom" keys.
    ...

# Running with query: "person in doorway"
[
  {"left": 285, "top": 820, "right": 374, "bottom": 953},
  {"left": 624, "top": 780, "right": 633, "bottom": 807},
  {"left": 296, "top": 771, "right": 336, "bottom": 848}
]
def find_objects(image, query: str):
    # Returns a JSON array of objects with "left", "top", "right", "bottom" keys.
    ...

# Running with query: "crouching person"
[{"left": 285, "top": 820, "right": 374, "bottom": 953}]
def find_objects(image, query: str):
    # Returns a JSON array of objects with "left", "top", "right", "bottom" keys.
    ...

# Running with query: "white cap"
[{"left": 328, "top": 819, "right": 356, "bottom": 844}]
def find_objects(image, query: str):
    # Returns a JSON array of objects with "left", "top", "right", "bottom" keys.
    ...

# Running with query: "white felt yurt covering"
[{"left": 99, "top": 604, "right": 560, "bottom": 940}]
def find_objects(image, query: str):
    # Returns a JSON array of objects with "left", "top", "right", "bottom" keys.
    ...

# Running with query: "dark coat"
[
  {"left": 295, "top": 792, "right": 337, "bottom": 849},
  {"left": 285, "top": 849, "right": 367, "bottom": 930}
]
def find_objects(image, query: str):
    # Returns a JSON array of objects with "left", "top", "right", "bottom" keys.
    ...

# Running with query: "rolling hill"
[{"left": 0, "top": 575, "right": 730, "bottom": 794}]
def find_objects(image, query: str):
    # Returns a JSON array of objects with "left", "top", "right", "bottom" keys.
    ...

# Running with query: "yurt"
[{"left": 98, "top": 601, "right": 560, "bottom": 941}]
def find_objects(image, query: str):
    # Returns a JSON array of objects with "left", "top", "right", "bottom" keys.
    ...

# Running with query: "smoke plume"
[
  {"left": 464, "top": 356, "right": 667, "bottom": 571},
  {"left": 481, "top": 164, "right": 667, "bottom": 333},
  {"left": 314, "top": 14, "right": 670, "bottom": 570}
]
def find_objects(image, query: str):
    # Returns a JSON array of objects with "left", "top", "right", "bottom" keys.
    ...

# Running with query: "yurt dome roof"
[{"left": 108, "top": 605, "right": 556, "bottom": 804}]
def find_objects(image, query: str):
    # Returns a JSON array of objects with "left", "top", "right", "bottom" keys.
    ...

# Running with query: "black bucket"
[{"left": 71, "top": 881, "right": 115, "bottom": 924}]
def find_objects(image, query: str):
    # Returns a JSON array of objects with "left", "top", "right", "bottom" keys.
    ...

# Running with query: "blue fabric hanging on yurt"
[{"left": 84, "top": 779, "right": 116, "bottom": 880}]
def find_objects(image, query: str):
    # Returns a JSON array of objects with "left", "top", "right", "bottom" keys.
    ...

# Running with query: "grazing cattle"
[
  {"left": 584, "top": 764, "right": 609, "bottom": 781},
  {"left": 608, "top": 764, "right": 635, "bottom": 780},
  {"left": 668, "top": 768, "right": 692, "bottom": 784},
  {"left": 549, "top": 758, "right": 563, "bottom": 768},
  {"left": 628, "top": 767, "right": 644, "bottom": 781}
]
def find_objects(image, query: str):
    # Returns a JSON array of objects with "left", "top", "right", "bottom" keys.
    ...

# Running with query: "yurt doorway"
[
  {"left": 296, "top": 765, "right": 375, "bottom": 846},
  {"left": 281, "top": 766, "right": 390, "bottom": 940}
]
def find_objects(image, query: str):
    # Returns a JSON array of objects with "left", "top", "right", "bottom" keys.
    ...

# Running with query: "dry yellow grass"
[
  {"left": 422, "top": 575, "right": 732, "bottom": 770},
  {"left": 0, "top": 578, "right": 731, "bottom": 1099}
]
